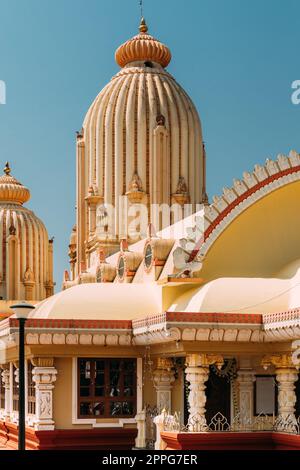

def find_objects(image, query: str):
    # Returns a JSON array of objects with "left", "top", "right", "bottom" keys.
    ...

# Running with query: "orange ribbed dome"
[
  {"left": 115, "top": 18, "right": 172, "bottom": 68},
  {"left": 0, "top": 162, "right": 30, "bottom": 205}
]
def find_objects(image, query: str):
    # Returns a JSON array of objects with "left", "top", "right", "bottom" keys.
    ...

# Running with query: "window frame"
[
  {"left": 254, "top": 374, "right": 278, "bottom": 416},
  {"left": 77, "top": 358, "right": 137, "bottom": 419}
]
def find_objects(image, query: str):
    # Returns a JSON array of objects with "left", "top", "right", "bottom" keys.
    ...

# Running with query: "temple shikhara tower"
[
  {"left": 0, "top": 163, "right": 54, "bottom": 318},
  {"left": 1, "top": 17, "right": 300, "bottom": 451},
  {"left": 71, "top": 18, "right": 207, "bottom": 283}
]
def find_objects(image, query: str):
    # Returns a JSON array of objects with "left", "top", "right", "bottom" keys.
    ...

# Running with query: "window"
[
  {"left": 27, "top": 362, "right": 36, "bottom": 415},
  {"left": 254, "top": 375, "right": 277, "bottom": 416},
  {"left": 144, "top": 61, "right": 154, "bottom": 68},
  {"left": 144, "top": 243, "right": 153, "bottom": 270},
  {"left": 12, "top": 365, "right": 18, "bottom": 412},
  {"left": 0, "top": 372, "right": 5, "bottom": 410},
  {"left": 117, "top": 256, "right": 125, "bottom": 280},
  {"left": 96, "top": 267, "right": 102, "bottom": 283},
  {"left": 78, "top": 358, "right": 137, "bottom": 419}
]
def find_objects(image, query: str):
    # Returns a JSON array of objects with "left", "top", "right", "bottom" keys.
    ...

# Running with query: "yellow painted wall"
[
  {"left": 201, "top": 181, "right": 300, "bottom": 280},
  {"left": 53, "top": 357, "right": 75, "bottom": 429}
]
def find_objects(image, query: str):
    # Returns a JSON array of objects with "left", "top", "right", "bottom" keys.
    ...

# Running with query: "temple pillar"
[
  {"left": 185, "top": 354, "right": 223, "bottom": 431},
  {"left": 32, "top": 358, "right": 57, "bottom": 430},
  {"left": 134, "top": 409, "right": 146, "bottom": 449},
  {"left": 262, "top": 354, "right": 299, "bottom": 425},
  {"left": 153, "top": 358, "right": 175, "bottom": 413},
  {"left": 236, "top": 369, "right": 256, "bottom": 427},
  {"left": 1, "top": 366, "right": 11, "bottom": 420}
]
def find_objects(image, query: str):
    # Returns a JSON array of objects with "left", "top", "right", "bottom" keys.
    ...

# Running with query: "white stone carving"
[
  {"left": 153, "top": 358, "right": 175, "bottom": 413},
  {"left": 92, "top": 334, "right": 106, "bottom": 345},
  {"left": 243, "top": 171, "right": 257, "bottom": 188},
  {"left": 32, "top": 366, "right": 57, "bottom": 431},
  {"left": 265, "top": 158, "right": 279, "bottom": 176},
  {"left": 182, "top": 328, "right": 196, "bottom": 341},
  {"left": 106, "top": 334, "right": 118, "bottom": 345},
  {"left": 79, "top": 334, "right": 92, "bottom": 345},
  {"left": 1, "top": 368, "right": 10, "bottom": 419},
  {"left": 26, "top": 334, "right": 39, "bottom": 345},
  {"left": 52, "top": 334, "right": 65, "bottom": 345},
  {"left": 236, "top": 369, "right": 256, "bottom": 427},
  {"left": 277, "top": 154, "right": 290, "bottom": 171},
  {"left": 276, "top": 369, "right": 299, "bottom": 421},
  {"left": 135, "top": 409, "right": 146, "bottom": 449},
  {"left": 233, "top": 179, "right": 247, "bottom": 196},
  {"left": 254, "top": 164, "right": 268, "bottom": 181},
  {"left": 212, "top": 195, "right": 228, "bottom": 212},
  {"left": 222, "top": 187, "right": 237, "bottom": 203},
  {"left": 66, "top": 334, "right": 78, "bottom": 345},
  {"left": 39, "top": 334, "right": 52, "bottom": 345}
]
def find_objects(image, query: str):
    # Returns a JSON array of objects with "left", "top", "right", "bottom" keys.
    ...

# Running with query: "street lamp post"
[{"left": 10, "top": 302, "right": 35, "bottom": 451}]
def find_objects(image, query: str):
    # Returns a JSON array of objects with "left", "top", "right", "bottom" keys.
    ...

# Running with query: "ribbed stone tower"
[
  {"left": 0, "top": 162, "right": 54, "bottom": 301},
  {"left": 73, "top": 18, "right": 207, "bottom": 277}
]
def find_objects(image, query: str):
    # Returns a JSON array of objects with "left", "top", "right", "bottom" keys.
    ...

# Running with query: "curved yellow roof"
[
  {"left": 168, "top": 263, "right": 300, "bottom": 314},
  {"left": 31, "top": 283, "right": 163, "bottom": 320}
]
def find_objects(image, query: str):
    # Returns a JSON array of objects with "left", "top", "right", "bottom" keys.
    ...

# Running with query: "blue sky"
[{"left": 0, "top": 0, "right": 299, "bottom": 289}]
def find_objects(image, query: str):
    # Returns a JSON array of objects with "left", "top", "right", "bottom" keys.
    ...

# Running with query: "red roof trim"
[
  {"left": 166, "top": 312, "right": 263, "bottom": 324},
  {"left": 8, "top": 319, "right": 133, "bottom": 329}
]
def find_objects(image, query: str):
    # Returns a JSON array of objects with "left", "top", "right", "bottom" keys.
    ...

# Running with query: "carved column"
[
  {"left": 32, "top": 358, "right": 57, "bottom": 431},
  {"left": 153, "top": 358, "right": 175, "bottom": 413},
  {"left": 236, "top": 369, "right": 256, "bottom": 427},
  {"left": 134, "top": 409, "right": 146, "bottom": 449},
  {"left": 185, "top": 354, "right": 223, "bottom": 431},
  {"left": 1, "top": 367, "right": 11, "bottom": 420},
  {"left": 262, "top": 354, "right": 299, "bottom": 424}
]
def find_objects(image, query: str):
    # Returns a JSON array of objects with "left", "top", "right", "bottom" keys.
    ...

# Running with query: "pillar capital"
[
  {"left": 261, "top": 354, "right": 298, "bottom": 371},
  {"left": 186, "top": 353, "right": 223, "bottom": 370},
  {"left": 31, "top": 357, "right": 54, "bottom": 368}
]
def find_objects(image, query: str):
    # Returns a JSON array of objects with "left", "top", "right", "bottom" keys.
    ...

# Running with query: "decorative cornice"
[
  {"left": 8, "top": 318, "right": 133, "bottom": 329},
  {"left": 189, "top": 150, "right": 300, "bottom": 260}
]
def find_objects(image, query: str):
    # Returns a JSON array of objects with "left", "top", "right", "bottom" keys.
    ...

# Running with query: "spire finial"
[
  {"left": 139, "top": 16, "right": 148, "bottom": 34},
  {"left": 139, "top": 0, "right": 143, "bottom": 19},
  {"left": 4, "top": 162, "right": 11, "bottom": 176}
]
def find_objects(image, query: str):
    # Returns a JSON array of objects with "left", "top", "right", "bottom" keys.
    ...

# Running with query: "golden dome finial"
[
  {"left": 4, "top": 162, "right": 11, "bottom": 176},
  {"left": 139, "top": 17, "right": 148, "bottom": 34}
]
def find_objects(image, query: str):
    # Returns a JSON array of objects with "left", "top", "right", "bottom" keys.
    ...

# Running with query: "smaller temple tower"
[{"left": 0, "top": 162, "right": 54, "bottom": 303}]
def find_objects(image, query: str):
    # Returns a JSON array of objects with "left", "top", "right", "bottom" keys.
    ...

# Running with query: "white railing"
[{"left": 161, "top": 411, "right": 300, "bottom": 434}]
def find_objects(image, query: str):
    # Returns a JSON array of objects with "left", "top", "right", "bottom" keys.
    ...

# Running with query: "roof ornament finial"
[
  {"left": 4, "top": 161, "right": 11, "bottom": 176},
  {"left": 139, "top": 1, "right": 148, "bottom": 33},
  {"left": 139, "top": 0, "right": 143, "bottom": 19}
]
